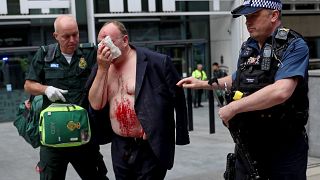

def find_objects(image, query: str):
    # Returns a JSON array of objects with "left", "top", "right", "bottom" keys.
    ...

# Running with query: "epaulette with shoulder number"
[
  {"left": 275, "top": 28, "right": 303, "bottom": 41},
  {"left": 79, "top": 43, "right": 95, "bottom": 49},
  {"left": 41, "top": 43, "right": 58, "bottom": 62},
  {"left": 273, "top": 27, "right": 304, "bottom": 67},
  {"left": 275, "top": 28, "right": 290, "bottom": 40}
]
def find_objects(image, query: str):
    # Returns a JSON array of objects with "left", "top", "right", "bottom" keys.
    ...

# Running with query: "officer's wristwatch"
[{"left": 208, "top": 77, "right": 219, "bottom": 86}]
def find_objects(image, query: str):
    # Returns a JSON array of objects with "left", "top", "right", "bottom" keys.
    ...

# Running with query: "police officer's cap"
[{"left": 231, "top": 0, "right": 282, "bottom": 18}]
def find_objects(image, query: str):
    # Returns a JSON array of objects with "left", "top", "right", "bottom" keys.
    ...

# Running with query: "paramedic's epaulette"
[
  {"left": 79, "top": 43, "right": 95, "bottom": 49},
  {"left": 275, "top": 28, "right": 290, "bottom": 40},
  {"left": 41, "top": 43, "right": 58, "bottom": 62}
]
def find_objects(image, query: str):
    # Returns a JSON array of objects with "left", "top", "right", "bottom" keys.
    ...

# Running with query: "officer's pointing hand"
[
  {"left": 176, "top": 76, "right": 205, "bottom": 89},
  {"left": 44, "top": 86, "right": 68, "bottom": 102}
]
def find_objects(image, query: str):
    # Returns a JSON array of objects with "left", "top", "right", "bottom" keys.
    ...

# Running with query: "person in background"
[
  {"left": 88, "top": 20, "right": 189, "bottom": 180},
  {"left": 192, "top": 63, "right": 207, "bottom": 108},
  {"left": 212, "top": 62, "right": 227, "bottom": 106},
  {"left": 177, "top": 0, "right": 309, "bottom": 179},
  {"left": 24, "top": 15, "right": 108, "bottom": 180}
]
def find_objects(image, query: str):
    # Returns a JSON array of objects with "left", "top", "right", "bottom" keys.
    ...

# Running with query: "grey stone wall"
[{"left": 308, "top": 70, "right": 320, "bottom": 158}]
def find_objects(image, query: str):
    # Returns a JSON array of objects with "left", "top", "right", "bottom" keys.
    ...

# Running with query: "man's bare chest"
[{"left": 107, "top": 69, "right": 136, "bottom": 98}]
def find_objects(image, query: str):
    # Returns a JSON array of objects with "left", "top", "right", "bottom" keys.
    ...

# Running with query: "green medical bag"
[
  {"left": 14, "top": 95, "right": 43, "bottom": 148},
  {"left": 39, "top": 103, "right": 91, "bottom": 147}
]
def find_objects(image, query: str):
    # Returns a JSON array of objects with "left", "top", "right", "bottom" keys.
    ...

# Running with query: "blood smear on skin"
[{"left": 115, "top": 98, "right": 139, "bottom": 136}]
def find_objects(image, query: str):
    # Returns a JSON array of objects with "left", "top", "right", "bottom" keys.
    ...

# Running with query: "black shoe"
[
  {"left": 198, "top": 104, "right": 204, "bottom": 107},
  {"left": 194, "top": 105, "right": 198, "bottom": 108}
]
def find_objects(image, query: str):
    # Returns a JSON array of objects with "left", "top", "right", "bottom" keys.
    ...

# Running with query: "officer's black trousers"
[
  {"left": 38, "top": 143, "right": 108, "bottom": 180},
  {"left": 111, "top": 134, "right": 167, "bottom": 180},
  {"left": 235, "top": 133, "right": 308, "bottom": 180}
]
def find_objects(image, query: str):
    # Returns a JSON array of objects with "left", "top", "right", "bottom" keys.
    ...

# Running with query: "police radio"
[{"left": 261, "top": 44, "right": 272, "bottom": 71}]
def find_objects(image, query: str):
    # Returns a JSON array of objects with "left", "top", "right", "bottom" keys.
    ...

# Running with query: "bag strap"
[{"left": 29, "top": 95, "right": 35, "bottom": 102}]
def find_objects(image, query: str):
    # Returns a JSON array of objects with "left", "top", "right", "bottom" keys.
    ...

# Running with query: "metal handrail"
[{"left": 0, "top": 46, "right": 39, "bottom": 54}]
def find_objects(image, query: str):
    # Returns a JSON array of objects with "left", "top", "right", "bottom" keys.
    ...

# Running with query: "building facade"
[{"left": 0, "top": 0, "right": 320, "bottom": 122}]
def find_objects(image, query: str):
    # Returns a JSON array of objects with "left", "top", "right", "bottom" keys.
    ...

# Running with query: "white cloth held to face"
[
  {"left": 98, "top": 36, "right": 122, "bottom": 59},
  {"left": 44, "top": 86, "right": 68, "bottom": 102}
]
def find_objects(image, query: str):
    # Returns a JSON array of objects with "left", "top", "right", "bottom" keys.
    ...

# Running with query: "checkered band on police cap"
[
  {"left": 231, "top": 0, "right": 282, "bottom": 18},
  {"left": 247, "top": 0, "right": 282, "bottom": 11}
]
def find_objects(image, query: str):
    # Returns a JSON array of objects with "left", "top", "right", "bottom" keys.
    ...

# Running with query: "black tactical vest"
[{"left": 231, "top": 28, "right": 309, "bottom": 137}]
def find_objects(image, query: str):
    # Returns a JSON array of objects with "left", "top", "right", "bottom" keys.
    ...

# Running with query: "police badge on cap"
[{"left": 231, "top": 0, "right": 282, "bottom": 18}]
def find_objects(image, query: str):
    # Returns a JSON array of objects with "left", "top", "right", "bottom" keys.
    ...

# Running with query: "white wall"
[
  {"left": 308, "top": 72, "right": 320, "bottom": 158},
  {"left": 209, "top": 16, "right": 232, "bottom": 71},
  {"left": 209, "top": 0, "right": 248, "bottom": 74}
]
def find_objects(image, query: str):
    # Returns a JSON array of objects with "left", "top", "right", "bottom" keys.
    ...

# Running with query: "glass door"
[{"left": 155, "top": 45, "right": 188, "bottom": 78}]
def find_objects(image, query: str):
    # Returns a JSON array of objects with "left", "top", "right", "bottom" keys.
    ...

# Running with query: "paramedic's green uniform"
[{"left": 26, "top": 43, "right": 108, "bottom": 180}]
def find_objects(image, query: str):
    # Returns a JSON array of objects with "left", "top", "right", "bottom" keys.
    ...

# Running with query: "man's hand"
[
  {"left": 24, "top": 100, "right": 31, "bottom": 110},
  {"left": 97, "top": 44, "right": 114, "bottom": 70},
  {"left": 98, "top": 36, "right": 121, "bottom": 59},
  {"left": 44, "top": 86, "right": 68, "bottom": 102},
  {"left": 176, "top": 76, "right": 207, "bottom": 89}
]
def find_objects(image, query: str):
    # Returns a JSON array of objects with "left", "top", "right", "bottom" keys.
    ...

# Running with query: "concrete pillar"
[
  {"left": 0, "top": 0, "right": 8, "bottom": 14},
  {"left": 86, "top": 0, "right": 96, "bottom": 44},
  {"left": 307, "top": 71, "right": 320, "bottom": 158}
]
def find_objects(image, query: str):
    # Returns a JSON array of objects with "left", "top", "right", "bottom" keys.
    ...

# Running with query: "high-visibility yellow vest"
[{"left": 192, "top": 69, "right": 207, "bottom": 80}]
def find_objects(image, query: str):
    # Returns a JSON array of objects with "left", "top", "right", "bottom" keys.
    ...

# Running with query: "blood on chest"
[
  {"left": 114, "top": 98, "right": 140, "bottom": 136},
  {"left": 108, "top": 72, "right": 141, "bottom": 137}
]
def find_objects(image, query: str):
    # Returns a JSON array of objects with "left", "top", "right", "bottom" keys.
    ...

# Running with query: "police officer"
[
  {"left": 24, "top": 15, "right": 108, "bottom": 180},
  {"left": 177, "top": 0, "right": 309, "bottom": 179}
]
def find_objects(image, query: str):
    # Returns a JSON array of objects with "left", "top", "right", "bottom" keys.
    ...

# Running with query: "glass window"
[
  {"left": 0, "top": 51, "right": 31, "bottom": 123},
  {"left": 0, "top": 50, "right": 36, "bottom": 90},
  {"left": 187, "top": 16, "right": 209, "bottom": 39},
  {"left": 127, "top": 22, "right": 160, "bottom": 42},
  {"left": 159, "top": 22, "right": 181, "bottom": 40},
  {"left": 176, "top": 1, "right": 209, "bottom": 12},
  {"left": 0, "top": 26, "right": 30, "bottom": 47},
  {"left": 306, "top": 37, "right": 320, "bottom": 59},
  {"left": 94, "top": 0, "right": 109, "bottom": 13},
  {"left": 305, "top": 37, "right": 320, "bottom": 69}
]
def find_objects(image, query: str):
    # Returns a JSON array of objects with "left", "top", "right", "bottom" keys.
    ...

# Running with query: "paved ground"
[{"left": 1, "top": 102, "right": 320, "bottom": 180}]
